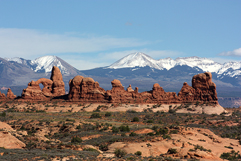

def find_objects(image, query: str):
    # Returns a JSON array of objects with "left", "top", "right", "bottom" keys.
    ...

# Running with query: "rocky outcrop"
[
  {"left": 192, "top": 72, "right": 217, "bottom": 102},
  {"left": 178, "top": 72, "right": 218, "bottom": 104},
  {"left": 21, "top": 66, "right": 65, "bottom": 100},
  {"left": 7, "top": 88, "right": 16, "bottom": 99},
  {"left": 20, "top": 70, "right": 218, "bottom": 104},
  {"left": 68, "top": 75, "right": 106, "bottom": 101},
  {"left": 67, "top": 72, "right": 218, "bottom": 104},
  {"left": 0, "top": 91, "right": 6, "bottom": 99}
]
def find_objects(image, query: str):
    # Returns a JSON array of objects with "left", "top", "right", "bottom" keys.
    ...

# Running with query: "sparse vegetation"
[
  {"left": 0, "top": 100, "right": 240, "bottom": 160},
  {"left": 114, "top": 148, "right": 127, "bottom": 158}
]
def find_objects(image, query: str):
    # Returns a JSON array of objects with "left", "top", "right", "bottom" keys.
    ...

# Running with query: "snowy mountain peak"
[
  {"left": 107, "top": 52, "right": 241, "bottom": 77},
  {"left": 31, "top": 55, "right": 68, "bottom": 73},
  {"left": 108, "top": 52, "right": 161, "bottom": 69}
]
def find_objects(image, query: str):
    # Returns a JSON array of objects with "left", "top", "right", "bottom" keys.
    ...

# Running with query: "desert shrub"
[
  {"left": 220, "top": 150, "right": 241, "bottom": 160},
  {"left": 76, "top": 124, "right": 81, "bottom": 129},
  {"left": 132, "top": 117, "right": 139, "bottom": 122},
  {"left": 129, "top": 132, "right": 137, "bottom": 137},
  {"left": 71, "top": 136, "right": 82, "bottom": 143},
  {"left": 170, "top": 130, "right": 178, "bottom": 134},
  {"left": 159, "top": 128, "right": 168, "bottom": 135},
  {"left": 112, "top": 126, "right": 119, "bottom": 133},
  {"left": 99, "top": 144, "right": 108, "bottom": 151},
  {"left": 163, "top": 134, "right": 171, "bottom": 139},
  {"left": 83, "top": 148, "right": 100, "bottom": 153},
  {"left": 119, "top": 125, "right": 130, "bottom": 132},
  {"left": 105, "top": 112, "right": 111, "bottom": 117},
  {"left": 167, "top": 148, "right": 177, "bottom": 154},
  {"left": 90, "top": 113, "right": 101, "bottom": 118},
  {"left": 152, "top": 126, "right": 159, "bottom": 131},
  {"left": 66, "top": 118, "right": 75, "bottom": 122},
  {"left": 114, "top": 148, "right": 127, "bottom": 158},
  {"left": 168, "top": 109, "right": 176, "bottom": 113},
  {"left": 1, "top": 111, "right": 6, "bottom": 117},
  {"left": 135, "top": 151, "right": 142, "bottom": 156},
  {"left": 146, "top": 120, "right": 154, "bottom": 123},
  {"left": 194, "top": 145, "right": 211, "bottom": 152},
  {"left": 127, "top": 110, "right": 137, "bottom": 113},
  {"left": 147, "top": 132, "right": 155, "bottom": 136}
]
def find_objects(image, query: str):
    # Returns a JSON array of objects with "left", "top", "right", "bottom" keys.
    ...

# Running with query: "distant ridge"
[
  {"left": 5, "top": 55, "right": 79, "bottom": 76},
  {"left": 107, "top": 52, "right": 241, "bottom": 78}
]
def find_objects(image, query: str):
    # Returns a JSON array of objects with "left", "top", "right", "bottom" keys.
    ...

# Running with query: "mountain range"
[{"left": 1, "top": 53, "right": 241, "bottom": 107}]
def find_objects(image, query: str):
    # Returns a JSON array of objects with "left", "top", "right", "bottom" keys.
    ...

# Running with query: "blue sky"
[{"left": 0, "top": 0, "right": 240, "bottom": 70}]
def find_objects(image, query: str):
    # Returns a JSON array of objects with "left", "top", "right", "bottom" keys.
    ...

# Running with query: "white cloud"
[
  {"left": 219, "top": 48, "right": 241, "bottom": 57},
  {"left": 0, "top": 28, "right": 147, "bottom": 59}
]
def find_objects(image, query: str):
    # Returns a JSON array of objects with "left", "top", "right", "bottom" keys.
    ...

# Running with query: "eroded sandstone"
[
  {"left": 67, "top": 72, "right": 218, "bottom": 104},
  {"left": 21, "top": 66, "right": 65, "bottom": 100}
]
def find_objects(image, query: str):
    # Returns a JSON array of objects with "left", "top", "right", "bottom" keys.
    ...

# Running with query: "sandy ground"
[
  {"left": 103, "top": 127, "right": 241, "bottom": 160},
  {"left": 0, "top": 102, "right": 228, "bottom": 115}
]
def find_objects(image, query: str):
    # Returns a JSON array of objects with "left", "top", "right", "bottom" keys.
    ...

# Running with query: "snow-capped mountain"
[
  {"left": 5, "top": 56, "right": 79, "bottom": 75},
  {"left": 108, "top": 52, "right": 241, "bottom": 78},
  {"left": 108, "top": 53, "right": 161, "bottom": 69},
  {"left": 31, "top": 56, "right": 67, "bottom": 73}
]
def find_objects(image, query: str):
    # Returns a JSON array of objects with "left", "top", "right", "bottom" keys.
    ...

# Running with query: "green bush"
[
  {"left": 168, "top": 109, "right": 176, "bottom": 113},
  {"left": 112, "top": 126, "right": 119, "bottom": 133},
  {"left": 105, "top": 112, "right": 111, "bottom": 117},
  {"left": 83, "top": 148, "right": 100, "bottom": 153},
  {"left": 146, "top": 120, "right": 154, "bottom": 123},
  {"left": 99, "top": 144, "right": 108, "bottom": 151},
  {"left": 220, "top": 150, "right": 241, "bottom": 160},
  {"left": 167, "top": 148, "right": 177, "bottom": 154},
  {"left": 114, "top": 148, "right": 127, "bottom": 158},
  {"left": 135, "top": 151, "right": 142, "bottom": 156},
  {"left": 159, "top": 128, "right": 168, "bottom": 135},
  {"left": 90, "top": 113, "right": 101, "bottom": 118},
  {"left": 147, "top": 132, "right": 155, "bottom": 136},
  {"left": 1, "top": 112, "right": 6, "bottom": 117},
  {"left": 119, "top": 125, "right": 130, "bottom": 132},
  {"left": 129, "top": 132, "right": 137, "bottom": 137},
  {"left": 163, "top": 134, "right": 171, "bottom": 139},
  {"left": 71, "top": 136, "right": 82, "bottom": 143},
  {"left": 132, "top": 117, "right": 139, "bottom": 122}
]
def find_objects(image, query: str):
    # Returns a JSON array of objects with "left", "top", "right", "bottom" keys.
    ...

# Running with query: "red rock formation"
[
  {"left": 67, "top": 72, "right": 218, "bottom": 104},
  {"left": 68, "top": 76, "right": 106, "bottom": 101},
  {"left": 192, "top": 72, "right": 217, "bottom": 102},
  {"left": 0, "top": 91, "right": 6, "bottom": 99},
  {"left": 178, "top": 82, "right": 195, "bottom": 102},
  {"left": 178, "top": 72, "right": 218, "bottom": 104},
  {"left": 21, "top": 66, "right": 65, "bottom": 100},
  {"left": 6, "top": 88, "right": 16, "bottom": 99},
  {"left": 126, "top": 84, "right": 134, "bottom": 92},
  {"left": 20, "top": 70, "right": 218, "bottom": 104},
  {"left": 106, "top": 79, "right": 133, "bottom": 103}
]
